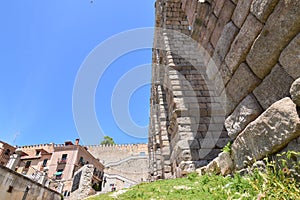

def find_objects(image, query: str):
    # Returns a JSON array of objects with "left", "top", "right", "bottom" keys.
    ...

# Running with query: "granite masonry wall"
[
  {"left": 149, "top": 0, "right": 300, "bottom": 180},
  {"left": 86, "top": 144, "right": 149, "bottom": 185}
]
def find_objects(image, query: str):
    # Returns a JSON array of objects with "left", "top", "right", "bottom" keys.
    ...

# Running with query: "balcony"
[
  {"left": 55, "top": 176, "right": 62, "bottom": 180},
  {"left": 54, "top": 171, "right": 63, "bottom": 180},
  {"left": 57, "top": 158, "right": 67, "bottom": 165}
]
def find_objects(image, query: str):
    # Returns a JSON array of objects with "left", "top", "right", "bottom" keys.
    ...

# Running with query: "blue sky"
[{"left": 0, "top": 0, "right": 155, "bottom": 146}]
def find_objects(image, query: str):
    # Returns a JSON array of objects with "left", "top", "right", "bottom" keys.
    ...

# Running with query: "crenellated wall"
[
  {"left": 86, "top": 144, "right": 148, "bottom": 164},
  {"left": 149, "top": 0, "right": 300, "bottom": 180},
  {"left": 86, "top": 144, "right": 149, "bottom": 184}
]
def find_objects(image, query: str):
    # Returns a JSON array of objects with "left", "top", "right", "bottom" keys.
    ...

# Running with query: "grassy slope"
[
  {"left": 88, "top": 173, "right": 258, "bottom": 200},
  {"left": 88, "top": 152, "right": 300, "bottom": 200},
  {"left": 88, "top": 170, "right": 300, "bottom": 200}
]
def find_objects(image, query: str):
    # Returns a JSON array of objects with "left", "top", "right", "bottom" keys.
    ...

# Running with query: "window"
[
  {"left": 58, "top": 154, "right": 68, "bottom": 164},
  {"left": 4, "top": 149, "right": 10, "bottom": 156},
  {"left": 25, "top": 161, "right": 31, "bottom": 168},
  {"left": 42, "top": 159, "right": 48, "bottom": 167},
  {"left": 78, "top": 157, "right": 84, "bottom": 165},
  {"left": 62, "top": 154, "right": 67, "bottom": 161},
  {"left": 35, "top": 150, "right": 41, "bottom": 156}
]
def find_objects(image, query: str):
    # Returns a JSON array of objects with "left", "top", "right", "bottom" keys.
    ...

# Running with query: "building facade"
[
  {"left": 18, "top": 139, "right": 105, "bottom": 197},
  {"left": 0, "top": 140, "right": 17, "bottom": 166}
]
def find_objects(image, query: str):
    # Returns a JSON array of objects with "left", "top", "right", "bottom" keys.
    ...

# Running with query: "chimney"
[{"left": 75, "top": 139, "right": 80, "bottom": 145}]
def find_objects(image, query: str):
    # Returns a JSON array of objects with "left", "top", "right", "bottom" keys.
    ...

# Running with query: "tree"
[{"left": 100, "top": 136, "right": 115, "bottom": 145}]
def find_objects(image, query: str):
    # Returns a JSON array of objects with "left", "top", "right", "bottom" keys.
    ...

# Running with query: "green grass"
[
  {"left": 88, "top": 173, "right": 257, "bottom": 200},
  {"left": 88, "top": 152, "right": 300, "bottom": 200}
]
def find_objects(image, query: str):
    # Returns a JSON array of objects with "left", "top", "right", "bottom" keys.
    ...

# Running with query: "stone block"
[
  {"left": 225, "top": 14, "right": 263, "bottom": 73},
  {"left": 221, "top": 89, "right": 236, "bottom": 115},
  {"left": 250, "top": 0, "right": 279, "bottom": 23},
  {"left": 194, "top": 160, "right": 209, "bottom": 168},
  {"left": 225, "top": 63, "right": 261, "bottom": 109},
  {"left": 164, "top": 165, "right": 172, "bottom": 173},
  {"left": 194, "top": 2, "right": 211, "bottom": 27},
  {"left": 179, "top": 161, "right": 195, "bottom": 175},
  {"left": 218, "top": 152, "right": 233, "bottom": 175},
  {"left": 202, "top": 148, "right": 221, "bottom": 160},
  {"left": 202, "top": 14, "right": 217, "bottom": 48},
  {"left": 279, "top": 33, "right": 300, "bottom": 79},
  {"left": 290, "top": 78, "right": 300, "bottom": 107},
  {"left": 219, "top": 63, "right": 232, "bottom": 86},
  {"left": 182, "top": 0, "right": 198, "bottom": 25},
  {"left": 253, "top": 64, "right": 294, "bottom": 110},
  {"left": 246, "top": 0, "right": 300, "bottom": 79},
  {"left": 199, "top": 138, "right": 218, "bottom": 149},
  {"left": 196, "top": 166, "right": 207, "bottom": 176},
  {"left": 206, "top": 152, "right": 233, "bottom": 175},
  {"left": 211, "top": 22, "right": 239, "bottom": 68},
  {"left": 162, "top": 147, "right": 171, "bottom": 157},
  {"left": 213, "top": 0, "right": 225, "bottom": 17},
  {"left": 225, "top": 94, "right": 263, "bottom": 139},
  {"left": 190, "top": 149, "right": 200, "bottom": 160},
  {"left": 211, "top": 63, "right": 232, "bottom": 96},
  {"left": 231, "top": 0, "right": 238, "bottom": 5},
  {"left": 231, "top": 97, "right": 300, "bottom": 169},
  {"left": 205, "top": 158, "right": 220, "bottom": 174},
  {"left": 216, "top": 138, "right": 231, "bottom": 149},
  {"left": 206, "top": 58, "right": 220, "bottom": 81},
  {"left": 232, "top": 0, "right": 253, "bottom": 28},
  {"left": 210, "top": 0, "right": 236, "bottom": 48}
]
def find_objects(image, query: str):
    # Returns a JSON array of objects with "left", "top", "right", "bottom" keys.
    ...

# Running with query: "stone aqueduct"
[{"left": 148, "top": 0, "right": 300, "bottom": 180}]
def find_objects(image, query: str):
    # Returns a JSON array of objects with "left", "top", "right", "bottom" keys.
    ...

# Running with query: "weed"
[
  {"left": 187, "top": 172, "right": 198, "bottom": 181},
  {"left": 222, "top": 141, "right": 233, "bottom": 154}
]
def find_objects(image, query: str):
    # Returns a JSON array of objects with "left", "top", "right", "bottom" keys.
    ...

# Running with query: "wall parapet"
[{"left": 0, "top": 165, "right": 61, "bottom": 200}]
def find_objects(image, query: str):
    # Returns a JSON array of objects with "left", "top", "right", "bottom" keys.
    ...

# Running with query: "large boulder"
[
  {"left": 205, "top": 152, "right": 233, "bottom": 176},
  {"left": 290, "top": 78, "right": 300, "bottom": 107},
  {"left": 231, "top": 97, "right": 300, "bottom": 169}
]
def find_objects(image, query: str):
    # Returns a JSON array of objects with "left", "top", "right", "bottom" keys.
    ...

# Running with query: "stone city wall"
[
  {"left": 86, "top": 144, "right": 149, "bottom": 185},
  {"left": 149, "top": 0, "right": 300, "bottom": 179},
  {"left": 105, "top": 157, "right": 149, "bottom": 183},
  {"left": 86, "top": 144, "right": 148, "bottom": 164}
]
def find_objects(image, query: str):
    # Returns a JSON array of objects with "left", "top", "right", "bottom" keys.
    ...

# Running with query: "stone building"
[
  {"left": 18, "top": 146, "right": 53, "bottom": 174},
  {"left": 149, "top": 0, "right": 300, "bottom": 179},
  {"left": 2, "top": 140, "right": 148, "bottom": 198},
  {"left": 0, "top": 140, "right": 17, "bottom": 166},
  {"left": 18, "top": 139, "right": 105, "bottom": 197}
]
